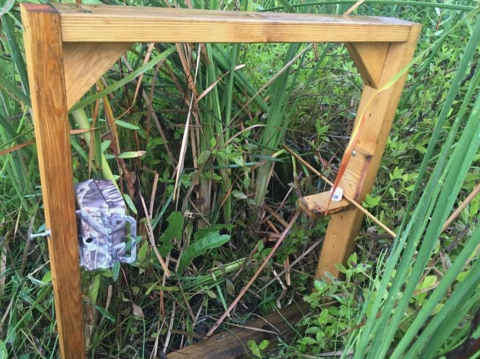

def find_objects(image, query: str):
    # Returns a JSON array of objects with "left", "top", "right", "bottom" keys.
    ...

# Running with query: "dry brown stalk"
[
  {"left": 257, "top": 238, "right": 323, "bottom": 292},
  {"left": 121, "top": 56, "right": 177, "bottom": 164},
  {"left": 442, "top": 182, "right": 480, "bottom": 232},
  {"left": 344, "top": 0, "right": 368, "bottom": 15},
  {"left": 174, "top": 44, "right": 202, "bottom": 202},
  {"left": 0, "top": 234, "right": 6, "bottom": 294},
  {"left": 139, "top": 193, "right": 171, "bottom": 276}
]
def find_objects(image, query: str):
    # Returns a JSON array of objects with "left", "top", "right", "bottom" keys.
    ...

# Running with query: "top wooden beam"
[{"left": 44, "top": 3, "right": 415, "bottom": 43}]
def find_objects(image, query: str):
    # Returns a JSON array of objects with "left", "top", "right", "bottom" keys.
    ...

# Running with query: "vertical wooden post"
[
  {"left": 20, "top": 4, "right": 86, "bottom": 359},
  {"left": 316, "top": 25, "right": 422, "bottom": 279}
]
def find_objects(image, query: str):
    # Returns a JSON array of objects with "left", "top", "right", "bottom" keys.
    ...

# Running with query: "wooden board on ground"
[{"left": 167, "top": 303, "right": 308, "bottom": 359}]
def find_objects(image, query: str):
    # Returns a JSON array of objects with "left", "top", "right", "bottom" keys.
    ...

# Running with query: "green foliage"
[
  {"left": 248, "top": 339, "right": 269, "bottom": 358},
  {"left": 158, "top": 211, "right": 184, "bottom": 256},
  {"left": 178, "top": 228, "right": 230, "bottom": 274},
  {"left": 351, "top": 8, "right": 480, "bottom": 358},
  {"left": 294, "top": 254, "right": 369, "bottom": 355},
  {"left": 2, "top": 0, "right": 480, "bottom": 358}
]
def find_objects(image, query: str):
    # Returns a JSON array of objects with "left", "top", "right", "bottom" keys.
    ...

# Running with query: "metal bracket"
[
  {"left": 28, "top": 230, "right": 51, "bottom": 241},
  {"left": 331, "top": 187, "right": 344, "bottom": 202}
]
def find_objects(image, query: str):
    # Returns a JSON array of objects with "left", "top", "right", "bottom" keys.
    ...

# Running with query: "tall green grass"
[{"left": 346, "top": 5, "right": 480, "bottom": 358}]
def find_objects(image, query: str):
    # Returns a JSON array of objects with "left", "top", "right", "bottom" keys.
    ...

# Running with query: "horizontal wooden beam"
[
  {"left": 49, "top": 4, "right": 414, "bottom": 43},
  {"left": 167, "top": 303, "right": 307, "bottom": 359}
]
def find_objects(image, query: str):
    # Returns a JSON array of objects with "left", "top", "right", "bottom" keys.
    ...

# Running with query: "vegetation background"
[{"left": 1, "top": 0, "right": 480, "bottom": 358}]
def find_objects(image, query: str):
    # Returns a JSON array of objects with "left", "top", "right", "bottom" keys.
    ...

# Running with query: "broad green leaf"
[
  {"left": 138, "top": 241, "right": 148, "bottom": 262},
  {"left": 194, "top": 224, "right": 234, "bottom": 240},
  {"left": 0, "top": 339, "right": 7, "bottom": 359},
  {"left": 118, "top": 151, "right": 146, "bottom": 159},
  {"left": 101, "top": 140, "right": 111, "bottom": 152},
  {"left": 123, "top": 194, "right": 137, "bottom": 214},
  {"left": 178, "top": 231, "right": 230, "bottom": 273},
  {"left": 197, "top": 150, "right": 211, "bottom": 165},
  {"left": 115, "top": 120, "right": 141, "bottom": 130},
  {"left": 159, "top": 212, "right": 184, "bottom": 257},
  {"left": 232, "top": 190, "right": 248, "bottom": 199},
  {"left": 112, "top": 261, "right": 120, "bottom": 282},
  {"left": 91, "top": 302, "right": 115, "bottom": 323}
]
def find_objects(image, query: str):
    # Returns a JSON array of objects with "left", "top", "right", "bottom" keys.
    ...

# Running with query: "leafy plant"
[
  {"left": 177, "top": 227, "right": 231, "bottom": 274},
  {"left": 248, "top": 339, "right": 270, "bottom": 358}
]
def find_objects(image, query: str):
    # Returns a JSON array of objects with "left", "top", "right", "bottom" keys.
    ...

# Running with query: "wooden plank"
[
  {"left": 338, "top": 145, "right": 372, "bottom": 200},
  {"left": 52, "top": 4, "right": 413, "bottom": 43},
  {"left": 316, "top": 25, "right": 422, "bottom": 280},
  {"left": 20, "top": 4, "right": 86, "bottom": 359},
  {"left": 167, "top": 303, "right": 307, "bottom": 359},
  {"left": 298, "top": 191, "right": 350, "bottom": 218},
  {"left": 298, "top": 145, "right": 371, "bottom": 218},
  {"left": 63, "top": 42, "right": 132, "bottom": 109},
  {"left": 346, "top": 42, "right": 389, "bottom": 88}
]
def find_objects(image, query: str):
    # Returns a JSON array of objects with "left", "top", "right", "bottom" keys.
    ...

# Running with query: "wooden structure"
[{"left": 20, "top": 3, "right": 420, "bottom": 358}]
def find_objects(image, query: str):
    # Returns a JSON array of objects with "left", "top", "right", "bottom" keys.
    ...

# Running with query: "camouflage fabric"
[{"left": 74, "top": 179, "right": 137, "bottom": 271}]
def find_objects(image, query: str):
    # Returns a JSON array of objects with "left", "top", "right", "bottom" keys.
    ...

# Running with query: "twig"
[
  {"left": 257, "top": 238, "right": 323, "bottom": 292},
  {"left": 283, "top": 144, "right": 397, "bottom": 238},
  {"left": 344, "top": 0, "right": 367, "bottom": 15},
  {"left": 121, "top": 57, "right": 177, "bottom": 164},
  {"left": 139, "top": 193, "right": 171, "bottom": 276},
  {"left": 162, "top": 302, "right": 176, "bottom": 354},
  {"left": 178, "top": 278, "right": 196, "bottom": 322},
  {"left": 272, "top": 269, "right": 287, "bottom": 308},
  {"left": 21, "top": 211, "right": 37, "bottom": 276},
  {"left": 442, "top": 182, "right": 480, "bottom": 232},
  {"left": 174, "top": 44, "right": 202, "bottom": 202},
  {"left": 149, "top": 173, "right": 160, "bottom": 218},
  {"left": 205, "top": 210, "right": 301, "bottom": 337},
  {"left": 151, "top": 317, "right": 167, "bottom": 359},
  {"left": 0, "top": 235, "right": 6, "bottom": 293}
]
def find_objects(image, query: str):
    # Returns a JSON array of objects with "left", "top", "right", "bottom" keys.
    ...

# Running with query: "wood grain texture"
[
  {"left": 52, "top": 3, "right": 414, "bottom": 43},
  {"left": 298, "top": 146, "right": 371, "bottom": 218},
  {"left": 167, "top": 303, "right": 307, "bottom": 359},
  {"left": 20, "top": 4, "right": 86, "bottom": 359},
  {"left": 345, "top": 42, "right": 389, "bottom": 88},
  {"left": 298, "top": 191, "right": 350, "bottom": 218},
  {"left": 63, "top": 42, "right": 132, "bottom": 109},
  {"left": 338, "top": 145, "right": 372, "bottom": 200},
  {"left": 316, "top": 24, "right": 422, "bottom": 280}
]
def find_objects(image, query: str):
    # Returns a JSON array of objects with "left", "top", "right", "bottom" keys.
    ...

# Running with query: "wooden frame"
[{"left": 20, "top": 3, "right": 420, "bottom": 358}]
